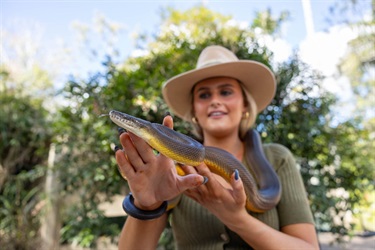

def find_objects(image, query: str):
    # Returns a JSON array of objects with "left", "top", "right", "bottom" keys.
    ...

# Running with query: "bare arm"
[
  {"left": 118, "top": 213, "right": 168, "bottom": 249},
  {"left": 227, "top": 167, "right": 319, "bottom": 249},
  {"left": 228, "top": 211, "right": 319, "bottom": 249}
]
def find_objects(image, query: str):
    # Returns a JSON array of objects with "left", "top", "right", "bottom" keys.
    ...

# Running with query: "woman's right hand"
[{"left": 115, "top": 115, "right": 206, "bottom": 210}]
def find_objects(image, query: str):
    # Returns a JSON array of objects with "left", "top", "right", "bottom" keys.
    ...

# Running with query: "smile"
[{"left": 208, "top": 111, "right": 227, "bottom": 117}]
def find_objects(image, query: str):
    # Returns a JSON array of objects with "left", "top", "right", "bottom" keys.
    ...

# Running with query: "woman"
[{"left": 115, "top": 45, "right": 319, "bottom": 249}]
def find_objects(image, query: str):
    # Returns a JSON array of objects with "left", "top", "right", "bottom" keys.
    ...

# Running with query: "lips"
[{"left": 208, "top": 111, "right": 227, "bottom": 117}]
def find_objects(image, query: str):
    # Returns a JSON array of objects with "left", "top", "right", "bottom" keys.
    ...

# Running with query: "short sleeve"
[{"left": 263, "top": 143, "right": 315, "bottom": 227}]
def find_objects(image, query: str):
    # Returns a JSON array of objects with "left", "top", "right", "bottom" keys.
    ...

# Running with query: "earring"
[
  {"left": 242, "top": 112, "right": 249, "bottom": 119},
  {"left": 192, "top": 117, "right": 198, "bottom": 124}
]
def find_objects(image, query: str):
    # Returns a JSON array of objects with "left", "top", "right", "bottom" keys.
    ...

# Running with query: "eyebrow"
[{"left": 195, "top": 83, "right": 234, "bottom": 93}]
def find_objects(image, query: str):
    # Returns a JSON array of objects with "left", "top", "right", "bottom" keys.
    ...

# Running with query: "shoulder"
[
  {"left": 263, "top": 143, "right": 293, "bottom": 159},
  {"left": 261, "top": 143, "right": 296, "bottom": 172}
]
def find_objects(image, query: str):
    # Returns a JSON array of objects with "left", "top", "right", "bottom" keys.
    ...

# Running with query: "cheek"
[
  {"left": 228, "top": 97, "right": 245, "bottom": 113},
  {"left": 193, "top": 101, "right": 207, "bottom": 116}
]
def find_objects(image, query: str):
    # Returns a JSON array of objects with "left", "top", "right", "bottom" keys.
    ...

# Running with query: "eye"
[
  {"left": 220, "top": 89, "right": 233, "bottom": 96},
  {"left": 198, "top": 92, "right": 211, "bottom": 99}
]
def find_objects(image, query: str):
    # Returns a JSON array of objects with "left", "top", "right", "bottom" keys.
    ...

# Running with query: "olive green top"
[{"left": 170, "top": 143, "right": 315, "bottom": 250}]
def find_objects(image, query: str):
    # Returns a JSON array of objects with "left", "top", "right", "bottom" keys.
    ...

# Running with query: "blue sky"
[{"left": 3, "top": 0, "right": 335, "bottom": 57}]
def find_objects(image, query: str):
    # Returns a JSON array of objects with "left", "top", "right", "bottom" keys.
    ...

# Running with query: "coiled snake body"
[{"left": 110, "top": 110, "right": 281, "bottom": 213}]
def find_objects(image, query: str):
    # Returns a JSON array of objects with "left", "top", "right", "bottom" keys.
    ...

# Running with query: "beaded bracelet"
[{"left": 122, "top": 193, "right": 168, "bottom": 220}]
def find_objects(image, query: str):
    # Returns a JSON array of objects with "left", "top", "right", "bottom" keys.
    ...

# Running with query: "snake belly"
[{"left": 109, "top": 110, "right": 281, "bottom": 213}]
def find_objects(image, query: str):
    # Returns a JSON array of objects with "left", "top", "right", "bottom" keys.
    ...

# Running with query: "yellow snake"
[{"left": 109, "top": 110, "right": 281, "bottom": 213}]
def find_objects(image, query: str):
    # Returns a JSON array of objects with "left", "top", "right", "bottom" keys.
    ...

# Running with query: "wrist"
[
  {"left": 134, "top": 199, "right": 164, "bottom": 211},
  {"left": 224, "top": 210, "right": 253, "bottom": 232}
]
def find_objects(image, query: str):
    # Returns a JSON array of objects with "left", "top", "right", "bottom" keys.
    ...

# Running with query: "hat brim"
[{"left": 162, "top": 60, "right": 276, "bottom": 121}]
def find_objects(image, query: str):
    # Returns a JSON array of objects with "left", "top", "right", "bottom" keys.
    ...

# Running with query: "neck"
[{"left": 203, "top": 132, "right": 244, "bottom": 161}]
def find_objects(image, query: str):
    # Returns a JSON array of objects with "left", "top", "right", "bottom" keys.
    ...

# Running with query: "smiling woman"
[
  {"left": 191, "top": 77, "right": 251, "bottom": 141},
  {"left": 114, "top": 45, "right": 320, "bottom": 249}
]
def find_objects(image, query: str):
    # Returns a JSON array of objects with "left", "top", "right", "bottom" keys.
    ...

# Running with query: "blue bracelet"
[{"left": 122, "top": 193, "right": 168, "bottom": 220}]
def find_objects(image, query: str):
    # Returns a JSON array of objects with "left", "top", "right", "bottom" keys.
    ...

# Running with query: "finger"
[
  {"left": 184, "top": 188, "right": 201, "bottom": 203},
  {"left": 231, "top": 169, "right": 247, "bottom": 206},
  {"left": 177, "top": 174, "right": 207, "bottom": 190},
  {"left": 180, "top": 164, "right": 207, "bottom": 181},
  {"left": 119, "top": 131, "right": 129, "bottom": 148},
  {"left": 194, "top": 163, "right": 225, "bottom": 196},
  {"left": 162, "top": 114, "right": 173, "bottom": 129},
  {"left": 122, "top": 133, "right": 147, "bottom": 170},
  {"left": 115, "top": 146, "right": 134, "bottom": 180},
  {"left": 127, "top": 132, "right": 155, "bottom": 164},
  {"left": 180, "top": 164, "right": 209, "bottom": 196},
  {"left": 179, "top": 164, "right": 198, "bottom": 174}
]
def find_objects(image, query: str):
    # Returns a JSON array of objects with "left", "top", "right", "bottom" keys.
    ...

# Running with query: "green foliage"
[
  {"left": 0, "top": 90, "right": 51, "bottom": 249},
  {"left": 0, "top": 92, "right": 51, "bottom": 175},
  {"left": 53, "top": 66, "right": 127, "bottom": 247},
  {"left": 251, "top": 8, "right": 290, "bottom": 36},
  {"left": 0, "top": 168, "right": 44, "bottom": 250},
  {"left": 60, "top": 202, "right": 120, "bottom": 247},
  {"left": 259, "top": 55, "right": 374, "bottom": 235}
]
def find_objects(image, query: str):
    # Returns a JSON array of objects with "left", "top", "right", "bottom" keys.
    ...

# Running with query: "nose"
[{"left": 210, "top": 92, "right": 221, "bottom": 107}]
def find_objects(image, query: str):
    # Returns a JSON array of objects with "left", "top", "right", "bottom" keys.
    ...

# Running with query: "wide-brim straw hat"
[{"left": 162, "top": 45, "right": 276, "bottom": 120}]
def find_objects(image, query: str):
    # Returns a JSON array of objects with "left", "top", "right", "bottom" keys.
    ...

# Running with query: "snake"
[{"left": 109, "top": 110, "right": 281, "bottom": 213}]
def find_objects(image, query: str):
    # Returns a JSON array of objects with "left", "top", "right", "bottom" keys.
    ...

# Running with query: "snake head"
[{"left": 109, "top": 110, "right": 152, "bottom": 140}]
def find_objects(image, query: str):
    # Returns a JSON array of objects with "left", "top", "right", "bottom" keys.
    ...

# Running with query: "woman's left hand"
[{"left": 180, "top": 163, "right": 248, "bottom": 226}]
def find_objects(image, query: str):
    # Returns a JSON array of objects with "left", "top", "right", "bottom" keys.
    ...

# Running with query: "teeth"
[{"left": 210, "top": 111, "right": 224, "bottom": 116}]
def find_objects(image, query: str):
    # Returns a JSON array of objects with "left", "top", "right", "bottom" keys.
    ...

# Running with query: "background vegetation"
[{"left": 1, "top": 1, "right": 374, "bottom": 249}]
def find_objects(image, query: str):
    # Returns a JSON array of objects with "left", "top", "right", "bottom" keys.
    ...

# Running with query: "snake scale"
[{"left": 110, "top": 110, "right": 281, "bottom": 213}]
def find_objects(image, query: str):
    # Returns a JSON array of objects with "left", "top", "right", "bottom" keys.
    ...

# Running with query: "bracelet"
[{"left": 122, "top": 193, "right": 168, "bottom": 220}]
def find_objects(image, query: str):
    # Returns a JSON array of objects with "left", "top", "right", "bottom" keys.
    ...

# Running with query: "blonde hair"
[{"left": 186, "top": 81, "right": 257, "bottom": 141}]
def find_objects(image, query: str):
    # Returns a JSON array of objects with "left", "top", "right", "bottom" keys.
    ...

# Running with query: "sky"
[
  {"left": 2, "top": 0, "right": 335, "bottom": 52},
  {"left": 1, "top": 0, "right": 371, "bottom": 120},
  {"left": 1, "top": 0, "right": 341, "bottom": 78}
]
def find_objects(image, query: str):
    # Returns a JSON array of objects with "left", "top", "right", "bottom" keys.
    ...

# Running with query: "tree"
[
  {"left": 0, "top": 69, "right": 52, "bottom": 249},
  {"left": 0, "top": 19, "right": 74, "bottom": 249},
  {"left": 0, "top": 21, "right": 57, "bottom": 250},
  {"left": 333, "top": 0, "right": 375, "bottom": 119},
  {"left": 328, "top": 0, "right": 375, "bottom": 235}
]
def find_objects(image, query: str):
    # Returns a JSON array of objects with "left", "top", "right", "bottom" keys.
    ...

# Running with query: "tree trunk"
[
  {"left": 0, "top": 164, "right": 8, "bottom": 191},
  {"left": 40, "top": 143, "right": 61, "bottom": 249}
]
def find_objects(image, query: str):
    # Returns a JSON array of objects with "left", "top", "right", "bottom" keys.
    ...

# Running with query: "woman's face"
[{"left": 192, "top": 77, "right": 246, "bottom": 138}]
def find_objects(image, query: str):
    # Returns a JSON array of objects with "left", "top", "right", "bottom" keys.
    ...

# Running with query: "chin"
[{"left": 208, "top": 127, "right": 234, "bottom": 137}]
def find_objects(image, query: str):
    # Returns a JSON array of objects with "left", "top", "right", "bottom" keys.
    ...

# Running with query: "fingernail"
[
  {"left": 114, "top": 145, "right": 121, "bottom": 152},
  {"left": 234, "top": 169, "right": 239, "bottom": 181},
  {"left": 164, "top": 111, "right": 171, "bottom": 117},
  {"left": 118, "top": 127, "right": 126, "bottom": 135},
  {"left": 202, "top": 176, "right": 209, "bottom": 185}
]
